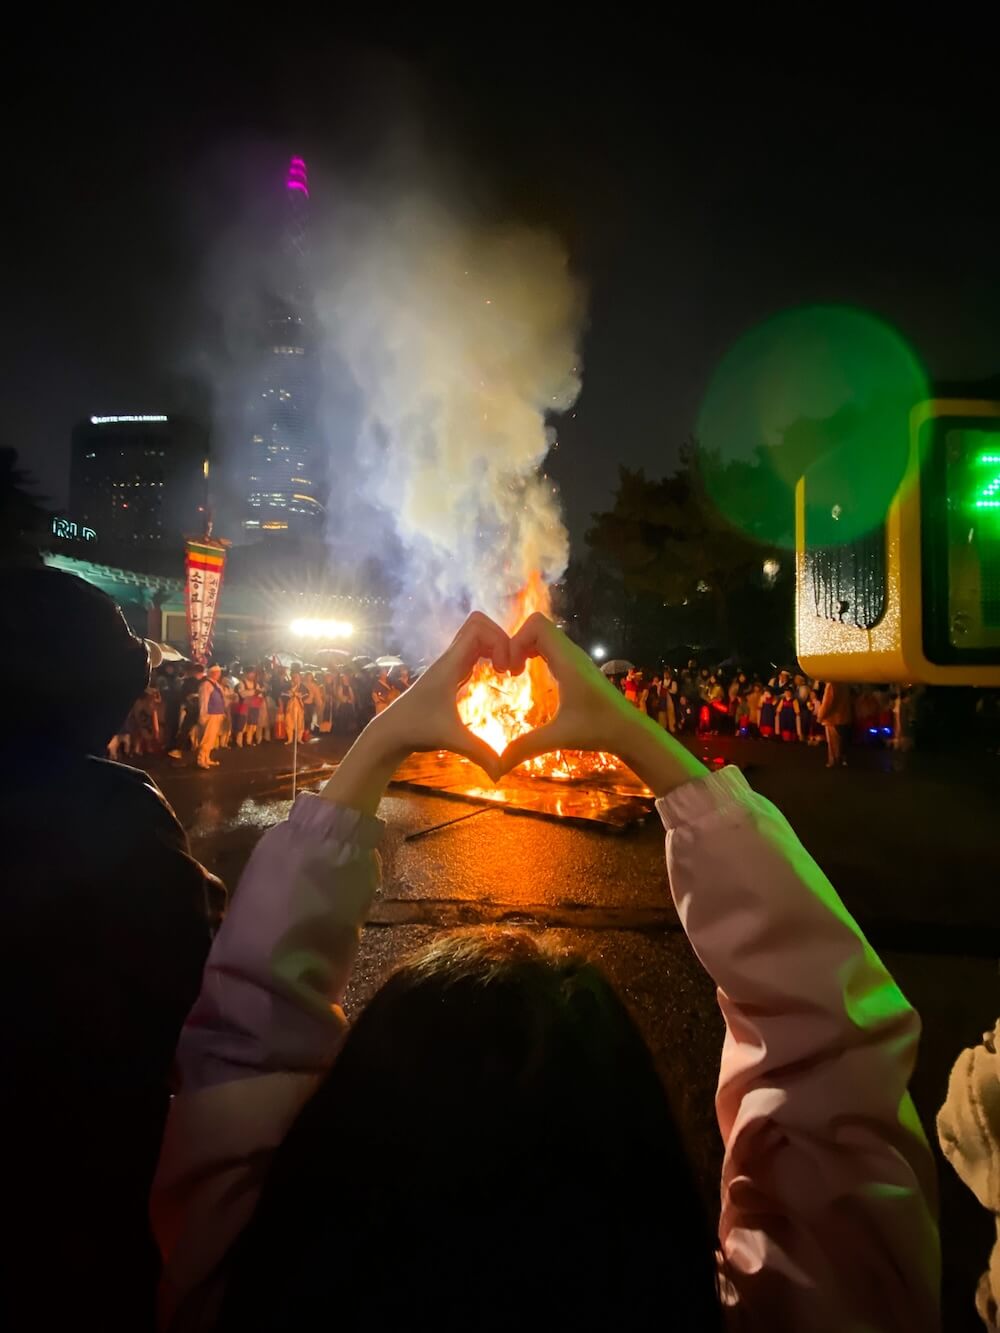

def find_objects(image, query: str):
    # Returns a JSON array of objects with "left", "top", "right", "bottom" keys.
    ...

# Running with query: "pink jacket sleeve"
[
  {"left": 657, "top": 766, "right": 940, "bottom": 1332},
  {"left": 152, "top": 793, "right": 383, "bottom": 1332}
]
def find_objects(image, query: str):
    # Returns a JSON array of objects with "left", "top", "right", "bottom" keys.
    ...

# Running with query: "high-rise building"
[
  {"left": 243, "top": 155, "right": 324, "bottom": 539},
  {"left": 69, "top": 414, "right": 209, "bottom": 551}
]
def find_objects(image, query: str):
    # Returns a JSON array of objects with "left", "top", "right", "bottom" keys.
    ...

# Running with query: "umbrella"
[
  {"left": 376, "top": 655, "right": 405, "bottom": 668},
  {"left": 600, "top": 659, "right": 634, "bottom": 675},
  {"left": 315, "top": 646, "right": 350, "bottom": 659},
  {"left": 145, "top": 640, "right": 186, "bottom": 667}
]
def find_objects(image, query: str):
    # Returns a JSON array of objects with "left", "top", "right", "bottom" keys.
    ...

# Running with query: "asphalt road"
[{"left": 152, "top": 733, "right": 999, "bottom": 1330}]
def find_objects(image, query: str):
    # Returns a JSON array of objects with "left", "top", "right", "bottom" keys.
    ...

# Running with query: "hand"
[
  {"left": 369, "top": 611, "right": 511, "bottom": 778},
  {"left": 498, "top": 614, "right": 706, "bottom": 796},
  {"left": 322, "top": 612, "right": 510, "bottom": 814}
]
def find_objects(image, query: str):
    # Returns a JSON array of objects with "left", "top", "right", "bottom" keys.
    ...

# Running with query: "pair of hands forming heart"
[
  {"left": 371, "top": 611, "right": 642, "bottom": 783},
  {"left": 323, "top": 612, "right": 705, "bottom": 816}
]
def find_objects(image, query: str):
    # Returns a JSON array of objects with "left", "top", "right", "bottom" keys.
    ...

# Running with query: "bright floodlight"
[
  {"left": 290, "top": 618, "right": 354, "bottom": 639},
  {"left": 592, "top": 644, "right": 607, "bottom": 660}
]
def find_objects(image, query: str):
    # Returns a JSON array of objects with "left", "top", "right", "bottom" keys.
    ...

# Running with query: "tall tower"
[{"left": 243, "top": 156, "right": 324, "bottom": 539}]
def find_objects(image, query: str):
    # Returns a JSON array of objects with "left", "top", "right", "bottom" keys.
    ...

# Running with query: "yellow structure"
[{"left": 796, "top": 398, "right": 1000, "bottom": 684}]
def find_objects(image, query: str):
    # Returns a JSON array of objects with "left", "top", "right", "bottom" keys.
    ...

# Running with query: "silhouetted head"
[
  {"left": 0, "top": 567, "right": 149, "bottom": 754},
  {"left": 220, "top": 930, "right": 721, "bottom": 1331}
]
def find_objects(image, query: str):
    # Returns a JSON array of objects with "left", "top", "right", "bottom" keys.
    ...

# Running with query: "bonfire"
[{"left": 456, "top": 572, "right": 620, "bottom": 781}]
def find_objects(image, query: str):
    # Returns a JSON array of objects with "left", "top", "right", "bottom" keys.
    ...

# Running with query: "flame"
[{"left": 457, "top": 572, "right": 619, "bottom": 779}]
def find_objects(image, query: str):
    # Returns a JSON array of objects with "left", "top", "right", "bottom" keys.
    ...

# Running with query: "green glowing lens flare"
[{"left": 695, "top": 305, "right": 928, "bottom": 548}]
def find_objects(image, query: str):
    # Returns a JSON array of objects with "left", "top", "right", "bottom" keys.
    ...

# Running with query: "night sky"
[{"left": 6, "top": 20, "right": 1000, "bottom": 544}]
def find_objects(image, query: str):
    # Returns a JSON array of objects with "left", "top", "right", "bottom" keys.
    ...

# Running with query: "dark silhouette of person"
[{"left": 0, "top": 567, "right": 225, "bottom": 1333}]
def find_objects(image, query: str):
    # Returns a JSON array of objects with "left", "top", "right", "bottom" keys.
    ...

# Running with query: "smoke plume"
[{"left": 313, "top": 182, "right": 585, "bottom": 655}]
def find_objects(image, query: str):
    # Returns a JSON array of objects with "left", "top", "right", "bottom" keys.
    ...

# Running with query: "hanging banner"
[{"left": 185, "top": 538, "right": 228, "bottom": 663}]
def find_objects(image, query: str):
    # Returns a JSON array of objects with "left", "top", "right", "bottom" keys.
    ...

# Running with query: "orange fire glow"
[{"left": 457, "top": 572, "right": 619, "bottom": 780}]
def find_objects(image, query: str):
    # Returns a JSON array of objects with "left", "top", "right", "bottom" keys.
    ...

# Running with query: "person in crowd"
[
  {"left": 320, "top": 673, "right": 337, "bottom": 733},
  {"left": 168, "top": 665, "right": 205, "bottom": 759},
  {"left": 645, "top": 674, "right": 664, "bottom": 727},
  {"left": 727, "top": 675, "right": 742, "bottom": 718},
  {"left": 153, "top": 611, "right": 939, "bottom": 1333},
  {"left": 162, "top": 668, "right": 185, "bottom": 750},
  {"left": 622, "top": 665, "right": 641, "bottom": 706},
  {"left": 759, "top": 686, "right": 777, "bottom": 738},
  {"left": 372, "top": 665, "right": 400, "bottom": 715},
  {"left": 218, "top": 674, "right": 238, "bottom": 749},
  {"left": 734, "top": 689, "right": 752, "bottom": 737},
  {"left": 745, "top": 678, "right": 764, "bottom": 735},
  {"left": 661, "top": 670, "right": 678, "bottom": 733},
  {"left": 0, "top": 567, "right": 225, "bottom": 1333},
  {"left": 777, "top": 684, "right": 802, "bottom": 742},
  {"left": 334, "top": 672, "right": 357, "bottom": 735},
  {"left": 241, "top": 670, "right": 263, "bottom": 747},
  {"left": 818, "top": 678, "right": 853, "bottom": 768},
  {"left": 675, "top": 692, "right": 695, "bottom": 734},
  {"left": 129, "top": 683, "right": 162, "bottom": 757},
  {"left": 229, "top": 674, "right": 248, "bottom": 748},
  {"left": 302, "top": 671, "right": 323, "bottom": 737},
  {"left": 395, "top": 665, "right": 412, "bottom": 691},
  {"left": 804, "top": 681, "right": 825, "bottom": 746},
  {"left": 282, "top": 670, "right": 308, "bottom": 745},
  {"left": 196, "top": 665, "right": 227, "bottom": 769},
  {"left": 769, "top": 667, "right": 792, "bottom": 692}
]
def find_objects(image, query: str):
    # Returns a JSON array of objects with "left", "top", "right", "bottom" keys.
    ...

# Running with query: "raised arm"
[
  {"left": 659, "top": 766, "right": 939, "bottom": 1332},
  {"left": 499, "top": 614, "right": 940, "bottom": 1333},
  {"left": 152, "top": 613, "right": 511, "bottom": 1329}
]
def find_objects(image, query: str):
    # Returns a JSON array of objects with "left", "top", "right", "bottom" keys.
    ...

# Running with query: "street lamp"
[
  {"left": 289, "top": 618, "right": 354, "bottom": 640},
  {"left": 592, "top": 644, "right": 607, "bottom": 660}
]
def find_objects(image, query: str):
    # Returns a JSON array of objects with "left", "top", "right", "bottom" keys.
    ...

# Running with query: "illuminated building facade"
[
  {"left": 69, "top": 415, "right": 208, "bottom": 551},
  {"left": 243, "top": 155, "right": 324, "bottom": 539}
]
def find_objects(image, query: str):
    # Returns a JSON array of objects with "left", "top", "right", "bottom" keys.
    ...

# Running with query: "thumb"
[
  {"left": 496, "top": 720, "right": 565, "bottom": 778},
  {"left": 443, "top": 722, "right": 504, "bottom": 784}
]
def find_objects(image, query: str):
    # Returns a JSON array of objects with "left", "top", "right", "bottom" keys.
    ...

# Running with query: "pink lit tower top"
[
  {"left": 283, "top": 155, "right": 310, "bottom": 263},
  {"left": 242, "top": 154, "right": 323, "bottom": 539}
]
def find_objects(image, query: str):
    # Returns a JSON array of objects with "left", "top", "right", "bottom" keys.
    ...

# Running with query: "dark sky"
[{"left": 5, "top": 19, "right": 1000, "bottom": 543}]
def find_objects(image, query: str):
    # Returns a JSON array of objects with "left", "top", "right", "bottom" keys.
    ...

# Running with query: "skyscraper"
[
  {"left": 70, "top": 414, "right": 208, "bottom": 550},
  {"left": 243, "top": 156, "right": 324, "bottom": 539}
]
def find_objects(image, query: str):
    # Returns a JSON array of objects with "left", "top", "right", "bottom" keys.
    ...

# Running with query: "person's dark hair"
[
  {"left": 0, "top": 567, "right": 148, "bottom": 753},
  {"left": 219, "top": 929, "right": 722, "bottom": 1332}
]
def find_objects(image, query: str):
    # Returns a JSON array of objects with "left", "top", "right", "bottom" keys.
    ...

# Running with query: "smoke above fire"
[{"left": 313, "top": 182, "right": 585, "bottom": 654}]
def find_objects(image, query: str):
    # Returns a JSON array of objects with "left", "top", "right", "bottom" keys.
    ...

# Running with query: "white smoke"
[{"left": 313, "top": 183, "right": 584, "bottom": 655}]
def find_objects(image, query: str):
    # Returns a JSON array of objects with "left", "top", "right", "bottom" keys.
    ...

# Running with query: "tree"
[
  {"left": 587, "top": 444, "right": 789, "bottom": 660},
  {"left": 0, "top": 449, "right": 49, "bottom": 568}
]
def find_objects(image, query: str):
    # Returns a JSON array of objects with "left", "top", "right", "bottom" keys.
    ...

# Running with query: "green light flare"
[{"left": 696, "top": 305, "right": 928, "bottom": 548}]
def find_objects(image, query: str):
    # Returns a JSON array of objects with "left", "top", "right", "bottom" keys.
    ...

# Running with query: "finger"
[
  {"left": 441, "top": 721, "right": 503, "bottom": 783},
  {"left": 495, "top": 719, "right": 566, "bottom": 777},
  {"left": 508, "top": 611, "right": 559, "bottom": 678},
  {"left": 450, "top": 611, "right": 510, "bottom": 679}
]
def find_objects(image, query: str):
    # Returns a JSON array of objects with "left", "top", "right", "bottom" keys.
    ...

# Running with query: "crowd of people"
[
  {"left": 2, "top": 565, "right": 997, "bottom": 1332},
  {"left": 110, "top": 659, "right": 412, "bottom": 770},
  {"left": 614, "top": 660, "right": 913, "bottom": 767}
]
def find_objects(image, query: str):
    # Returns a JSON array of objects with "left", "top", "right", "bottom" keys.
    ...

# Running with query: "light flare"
[{"left": 457, "top": 572, "right": 619, "bottom": 780}]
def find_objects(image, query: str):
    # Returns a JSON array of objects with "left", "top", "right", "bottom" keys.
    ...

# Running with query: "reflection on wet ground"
[{"left": 392, "top": 751, "right": 656, "bottom": 829}]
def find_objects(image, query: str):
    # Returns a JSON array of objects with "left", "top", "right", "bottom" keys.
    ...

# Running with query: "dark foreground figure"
[{"left": 0, "top": 568, "right": 224, "bottom": 1332}]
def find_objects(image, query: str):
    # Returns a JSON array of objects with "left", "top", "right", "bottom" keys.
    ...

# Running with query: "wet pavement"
[{"left": 149, "top": 733, "right": 999, "bottom": 1330}]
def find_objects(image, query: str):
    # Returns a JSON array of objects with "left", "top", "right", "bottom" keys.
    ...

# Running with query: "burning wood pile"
[{"left": 391, "top": 573, "right": 654, "bottom": 828}]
